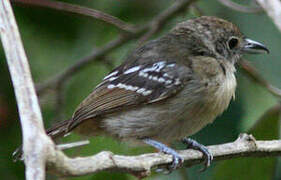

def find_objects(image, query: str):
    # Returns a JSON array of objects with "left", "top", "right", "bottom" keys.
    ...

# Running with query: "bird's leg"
[
  {"left": 143, "top": 138, "right": 183, "bottom": 170},
  {"left": 182, "top": 137, "right": 213, "bottom": 171}
]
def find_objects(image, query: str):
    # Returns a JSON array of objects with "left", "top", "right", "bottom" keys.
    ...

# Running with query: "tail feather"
[
  {"left": 46, "top": 119, "right": 70, "bottom": 139},
  {"left": 13, "top": 119, "right": 71, "bottom": 162}
]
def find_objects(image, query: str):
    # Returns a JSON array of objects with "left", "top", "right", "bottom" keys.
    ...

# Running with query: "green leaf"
[
  {"left": 248, "top": 104, "right": 280, "bottom": 139},
  {"left": 213, "top": 104, "right": 280, "bottom": 180}
]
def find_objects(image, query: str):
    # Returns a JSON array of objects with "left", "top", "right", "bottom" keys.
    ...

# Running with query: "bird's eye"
[{"left": 228, "top": 37, "right": 239, "bottom": 50}]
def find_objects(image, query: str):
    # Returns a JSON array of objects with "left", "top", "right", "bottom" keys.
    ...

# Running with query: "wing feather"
[{"left": 67, "top": 61, "right": 192, "bottom": 131}]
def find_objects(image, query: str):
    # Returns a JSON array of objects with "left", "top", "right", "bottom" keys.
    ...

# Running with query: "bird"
[{"left": 13, "top": 16, "right": 269, "bottom": 170}]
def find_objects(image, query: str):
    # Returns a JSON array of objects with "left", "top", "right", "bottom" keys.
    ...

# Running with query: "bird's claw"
[
  {"left": 157, "top": 151, "right": 184, "bottom": 174},
  {"left": 169, "top": 152, "right": 184, "bottom": 170},
  {"left": 199, "top": 150, "right": 213, "bottom": 172},
  {"left": 143, "top": 138, "right": 184, "bottom": 173},
  {"left": 182, "top": 137, "right": 213, "bottom": 172}
]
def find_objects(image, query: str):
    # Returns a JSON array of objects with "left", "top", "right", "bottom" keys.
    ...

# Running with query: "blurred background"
[{"left": 0, "top": 0, "right": 280, "bottom": 179}]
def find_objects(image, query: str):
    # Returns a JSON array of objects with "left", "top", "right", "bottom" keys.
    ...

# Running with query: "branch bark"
[
  {"left": 256, "top": 0, "right": 281, "bottom": 32},
  {"left": 47, "top": 134, "right": 281, "bottom": 178},
  {"left": 0, "top": 1, "right": 55, "bottom": 179}
]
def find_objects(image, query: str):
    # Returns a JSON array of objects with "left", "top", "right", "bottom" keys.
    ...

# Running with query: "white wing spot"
[
  {"left": 103, "top": 71, "right": 118, "bottom": 80},
  {"left": 167, "top": 64, "right": 176, "bottom": 67},
  {"left": 136, "top": 88, "right": 146, "bottom": 94},
  {"left": 152, "top": 76, "right": 158, "bottom": 81},
  {"left": 108, "top": 83, "right": 140, "bottom": 92},
  {"left": 174, "top": 78, "right": 181, "bottom": 85},
  {"left": 107, "top": 84, "right": 116, "bottom": 89},
  {"left": 108, "top": 77, "right": 118, "bottom": 81},
  {"left": 142, "top": 61, "right": 166, "bottom": 73},
  {"left": 107, "top": 83, "right": 152, "bottom": 96},
  {"left": 126, "top": 85, "right": 139, "bottom": 91},
  {"left": 163, "top": 73, "right": 172, "bottom": 78},
  {"left": 123, "top": 66, "right": 141, "bottom": 74},
  {"left": 139, "top": 71, "right": 148, "bottom": 78},
  {"left": 138, "top": 62, "right": 176, "bottom": 84},
  {"left": 165, "top": 80, "right": 172, "bottom": 85},
  {"left": 142, "top": 90, "right": 152, "bottom": 96},
  {"left": 158, "top": 77, "right": 165, "bottom": 83}
]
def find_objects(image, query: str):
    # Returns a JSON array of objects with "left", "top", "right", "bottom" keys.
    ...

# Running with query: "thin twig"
[
  {"left": 36, "top": 0, "right": 197, "bottom": 95},
  {"left": 217, "top": 0, "right": 262, "bottom": 13},
  {"left": 256, "top": 0, "right": 281, "bottom": 32},
  {"left": 11, "top": 0, "right": 136, "bottom": 33},
  {"left": 239, "top": 59, "right": 281, "bottom": 99},
  {"left": 56, "top": 140, "right": 90, "bottom": 151}
]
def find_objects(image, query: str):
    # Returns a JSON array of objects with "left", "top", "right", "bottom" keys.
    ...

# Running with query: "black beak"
[{"left": 242, "top": 38, "right": 269, "bottom": 54}]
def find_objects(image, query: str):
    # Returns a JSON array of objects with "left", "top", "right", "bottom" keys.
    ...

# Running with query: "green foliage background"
[{"left": 0, "top": 0, "right": 280, "bottom": 179}]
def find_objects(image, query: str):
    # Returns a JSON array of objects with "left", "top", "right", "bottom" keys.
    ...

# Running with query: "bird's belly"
[
  {"left": 155, "top": 94, "right": 235, "bottom": 142},
  {"left": 102, "top": 102, "right": 213, "bottom": 143},
  {"left": 102, "top": 74, "right": 236, "bottom": 142},
  {"left": 154, "top": 103, "right": 221, "bottom": 143}
]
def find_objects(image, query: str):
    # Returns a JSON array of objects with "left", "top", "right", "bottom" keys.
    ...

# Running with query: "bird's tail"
[{"left": 12, "top": 119, "right": 70, "bottom": 162}]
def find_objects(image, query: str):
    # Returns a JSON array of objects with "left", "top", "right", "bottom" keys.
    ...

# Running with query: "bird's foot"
[
  {"left": 182, "top": 137, "right": 213, "bottom": 172},
  {"left": 143, "top": 138, "right": 183, "bottom": 171}
]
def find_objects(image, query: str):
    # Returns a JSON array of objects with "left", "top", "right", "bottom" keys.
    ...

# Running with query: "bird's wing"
[{"left": 67, "top": 60, "right": 193, "bottom": 131}]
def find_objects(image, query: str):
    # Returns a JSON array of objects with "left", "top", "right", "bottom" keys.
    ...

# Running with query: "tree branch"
[
  {"left": 256, "top": 0, "right": 281, "bottom": 32},
  {"left": 46, "top": 134, "right": 281, "bottom": 178},
  {"left": 11, "top": 0, "right": 136, "bottom": 33},
  {"left": 33, "top": 0, "right": 197, "bottom": 95},
  {"left": 0, "top": 1, "right": 55, "bottom": 179}
]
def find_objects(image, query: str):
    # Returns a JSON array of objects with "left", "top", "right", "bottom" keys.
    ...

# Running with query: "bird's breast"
[
  {"left": 191, "top": 57, "right": 237, "bottom": 119},
  {"left": 206, "top": 65, "right": 237, "bottom": 117},
  {"left": 158, "top": 62, "right": 237, "bottom": 141}
]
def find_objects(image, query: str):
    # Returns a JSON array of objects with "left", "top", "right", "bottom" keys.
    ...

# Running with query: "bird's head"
[{"left": 171, "top": 16, "right": 269, "bottom": 63}]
